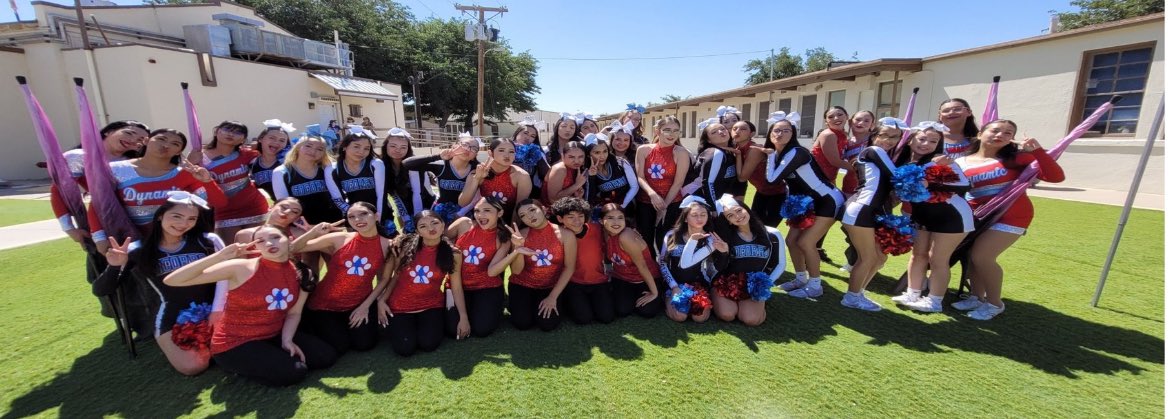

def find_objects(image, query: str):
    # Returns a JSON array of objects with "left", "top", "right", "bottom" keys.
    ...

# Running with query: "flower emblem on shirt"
[
  {"left": 410, "top": 265, "right": 433, "bottom": 284},
  {"left": 610, "top": 253, "right": 625, "bottom": 266},
  {"left": 491, "top": 191, "right": 508, "bottom": 203},
  {"left": 648, "top": 163, "right": 665, "bottom": 179},
  {"left": 345, "top": 255, "right": 371, "bottom": 276},
  {"left": 265, "top": 288, "right": 294, "bottom": 310},
  {"left": 532, "top": 249, "right": 553, "bottom": 267},
  {"left": 464, "top": 245, "right": 484, "bottom": 265}
]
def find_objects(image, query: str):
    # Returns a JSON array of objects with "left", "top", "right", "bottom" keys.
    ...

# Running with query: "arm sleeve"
[
  {"left": 92, "top": 259, "right": 131, "bottom": 296},
  {"left": 620, "top": 159, "right": 639, "bottom": 208},
  {"left": 271, "top": 166, "right": 290, "bottom": 199},
  {"left": 703, "top": 149, "right": 725, "bottom": 202},
  {"left": 766, "top": 227, "right": 787, "bottom": 282},
  {"left": 402, "top": 155, "right": 445, "bottom": 175},
  {"left": 323, "top": 164, "right": 350, "bottom": 214},
  {"left": 1025, "top": 149, "right": 1066, "bottom": 183},
  {"left": 49, "top": 184, "right": 76, "bottom": 231},
  {"left": 88, "top": 203, "right": 106, "bottom": 242},
  {"left": 679, "top": 237, "right": 714, "bottom": 269},
  {"left": 372, "top": 159, "right": 387, "bottom": 216},
  {"left": 658, "top": 233, "right": 678, "bottom": 290}
]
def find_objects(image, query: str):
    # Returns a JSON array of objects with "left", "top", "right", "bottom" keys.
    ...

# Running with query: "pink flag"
[
  {"left": 181, "top": 82, "right": 203, "bottom": 151},
  {"left": 75, "top": 77, "right": 138, "bottom": 242},
  {"left": 973, "top": 96, "right": 1120, "bottom": 221},
  {"left": 981, "top": 76, "right": 1000, "bottom": 126},
  {"left": 17, "top": 76, "right": 87, "bottom": 230},
  {"left": 894, "top": 87, "right": 920, "bottom": 153}
]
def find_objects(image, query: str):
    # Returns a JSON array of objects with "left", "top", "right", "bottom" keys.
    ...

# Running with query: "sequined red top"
[
  {"left": 638, "top": 145, "right": 682, "bottom": 203},
  {"left": 212, "top": 258, "right": 300, "bottom": 354},
  {"left": 541, "top": 167, "right": 578, "bottom": 206},
  {"left": 456, "top": 225, "right": 502, "bottom": 290},
  {"left": 570, "top": 223, "right": 607, "bottom": 285},
  {"left": 509, "top": 223, "right": 564, "bottom": 289},
  {"left": 479, "top": 165, "right": 518, "bottom": 209},
  {"left": 811, "top": 128, "right": 848, "bottom": 182},
  {"left": 307, "top": 234, "right": 384, "bottom": 312},
  {"left": 607, "top": 230, "right": 660, "bottom": 283},
  {"left": 387, "top": 245, "right": 447, "bottom": 313}
]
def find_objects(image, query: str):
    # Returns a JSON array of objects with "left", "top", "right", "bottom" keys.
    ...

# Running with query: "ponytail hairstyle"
[
  {"left": 485, "top": 137, "right": 518, "bottom": 180},
  {"left": 666, "top": 202, "right": 715, "bottom": 252},
  {"left": 713, "top": 198, "right": 767, "bottom": 244},
  {"left": 619, "top": 110, "right": 644, "bottom": 139},
  {"left": 939, "top": 98, "right": 980, "bottom": 138},
  {"left": 967, "top": 119, "right": 1022, "bottom": 164},
  {"left": 148, "top": 128, "right": 188, "bottom": 165},
  {"left": 133, "top": 200, "right": 216, "bottom": 279},
  {"left": 390, "top": 210, "right": 457, "bottom": 275},
  {"left": 893, "top": 128, "right": 946, "bottom": 166},
  {"left": 653, "top": 115, "right": 682, "bottom": 144},
  {"left": 850, "top": 110, "right": 878, "bottom": 145},
  {"left": 767, "top": 120, "right": 801, "bottom": 156},
  {"left": 206, "top": 121, "right": 249, "bottom": 151}
]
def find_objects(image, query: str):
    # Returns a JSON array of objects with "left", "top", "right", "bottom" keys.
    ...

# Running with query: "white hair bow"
[
  {"left": 679, "top": 195, "right": 710, "bottom": 210},
  {"left": 559, "top": 112, "right": 577, "bottom": 124},
  {"left": 458, "top": 131, "right": 483, "bottom": 148},
  {"left": 715, "top": 194, "right": 740, "bottom": 215},
  {"left": 697, "top": 117, "right": 719, "bottom": 132},
  {"left": 716, "top": 106, "right": 740, "bottom": 118},
  {"left": 518, "top": 115, "right": 544, "bottom": 127},
  {"left": 166, "top": 190, "right": 209, "bottom": 209},
  {"left": 574, "top": 112, "right": 595, "bottom": 125},
  {"left": 262, "top": 119, "right": 297, "bottom": 134},
  {"left": 626, "top": 103, "right": 645, "bottom": 113},
  {"left": 609, "top": 120, "right": 635, "bottom": 135},
  {"left": 387, "top": 127, "right": 413, "bottom": 139},
  {"left": 583, "top": 133, "right": 606, "bottom": 146},
  {"left": 347, "top": 125, "right": 375, "bottom": 138},
  {"left": 909, "top": 121, "right": 950, "bottom": 133},
  {"left": 766, "top": 111, "right": 801, "bottom": 128},
  {"left": 878, "top": 117, "right": 911, "bottom": 130}
]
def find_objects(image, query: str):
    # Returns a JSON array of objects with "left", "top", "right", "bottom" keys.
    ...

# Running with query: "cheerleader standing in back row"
[
  {"left": 953, "top": 120, "right": 1064, "bottom": 320},
  {"left": 445, "top": 197, "right": 517, "bottom": 338},
  {"left": 510, "top": 124, "right": 549, "bottom": 201},
  {"left": 741, "top": 112, "right": 795, "bottom": 227},
  {"left": 402, "top": 134, "right": 480, "bottom": 222},
  {"left": 250, "top": 121, "right": 292, "bottom": 200},
  {"left": 690, "top": 118, "right": 739, "bottom": 208},
  {"left": 890, "top": 122, "right": 974, "bottom": 313},
  {"left": 272, "top": 137, "right": 343, "bottom": 224},
  {"left": 460, "top": 138, "right": 533, "bottom": 225},
  {"left": 382, "top": 128, "right": 435, "bottom": 232},
  {"left": 938, "top": 98, "right": 980, "bottom": 158},
  {"left": 660, "top": 198, "right": 726, "bottom": 322},
  {"left": 546, "top": 113, "right": 580, "bottom": 165},
  {"left": 164, "top": 226, "right": 337, "bottom": 387},
  {"left": 189, "top": 121, "right": 271, "bottom": 242},
  {"left": 326, "top": 130, "right": 394, "bottom": 236},
  {"left": 584, "top": 133, "right": 638, "bottom": 213},
  {"left": 634, "top": 116, "right": 690, "bottom": 254},
  {"left": 838, "top": 118, "right": 905, "bottom": 312},
  {"left": 708, "top": 195, "right": 784, "bottom": 326}
]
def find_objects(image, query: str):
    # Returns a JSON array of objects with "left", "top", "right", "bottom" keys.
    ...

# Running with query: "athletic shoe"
[
  {"left": 967, "top": 302, "right": 1005, "bottom": 320},
  {"left": 839, "top": 263, "right": 853, "bottom": 273},
  {"left": 788, "top": 279, "right": 823, "bottom": 299},
  {"left": 951, "top": 295, "right": 983, "bottom": 311},
  {"left": 779, "top": 278, "right": 806, "bottom": 292},
  {"left": 906, "top": 296, "right": 943, "bottom": 313},
  {"left": 891, "top": 291, "right": 920, "bottom": 305},
  {"left": 841, "top": 293, "right": 882, "bottom": 312}
]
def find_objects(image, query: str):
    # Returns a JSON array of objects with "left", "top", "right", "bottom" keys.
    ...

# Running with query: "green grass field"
[
  {"left": 0, "top": 199, "right": 51, "bottom": 228},
  {"left": 0, "top": 197, "right": 1162, "bottom": 418}
]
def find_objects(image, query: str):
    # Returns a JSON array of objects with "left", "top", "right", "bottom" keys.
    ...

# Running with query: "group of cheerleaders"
[{"left": 56, "top": 99, "right": 1062, "bottom": 386}]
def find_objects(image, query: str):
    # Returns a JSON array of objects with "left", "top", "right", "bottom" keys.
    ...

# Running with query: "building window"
[
  {"left": 741, "top": 103, "right": 751, "bottom": 125},
  {"left": 876, "top": 81, "right": 902, "bottom": 118},
  {"left": 799, "top": 95, "right": 817, "bottom": 137},
  {"left": 680, "top": 112, "right": 688, "bottom": 139},
  {"left": 828, "top": 90, "right": 846, "bottom": 109},
  {"left": 690, "top": 111, "right": 697, "bottom": 138},
  {"left": 348, "top": 104, "right": 363, "bottom": 118},
  {"left": 777, "top": 98, "right": 792, "bottom": 114},
  {"left": 1075, "top": 42, "right": 1155, "bottom": 136},
  {"left": 756, "top": 100, "right": 771, "bottom": 133}
]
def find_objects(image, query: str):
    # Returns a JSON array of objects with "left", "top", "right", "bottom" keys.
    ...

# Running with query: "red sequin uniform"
[
  {"left": 638, "top": 145, "right": 682, "bottom": 203},
  {"left": 811, "top": 128, "right": 848, "bottom": 183},
  {"left": 541, "top": 167, "right": 578, "bottom": 206},
  {"left": 479, "top": 165, "right": 519, "bottom": 212},
  {"left": 607, "top": 229, "right": 660, "bottom": 283},
  {"left": 387, "top": 245, "right": 447, "bottom": 313},
  {"left": 89, "top": 161, "right": 227, "bottom": 241},
  {"left": 212, "top": 259, "right": 300, "bottom": 354},
  {"left": 509, "top": 223, "right": 564, "bottom": 289},
  {"left": 570, "top": 223, "right": 607, "bottom": 285},
  {"left": 456, "top": 225, "right": 502, "bottom": 290},
  {"left": 204, "top": 149, "right": 269, "bottom": 225},
  {"left": 307, "top": 234, "right": 384, "bottom": 311}
]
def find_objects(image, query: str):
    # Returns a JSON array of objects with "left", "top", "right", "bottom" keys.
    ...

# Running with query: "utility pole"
[
  {"left": 455, "top": 3, "right": 507, "bottom": 136},
  {"left": 769, "top": 48, "right": 774, "bottom": 81},
  {"left": 407, "top": 71, "right": 423, "bottom": 129}
]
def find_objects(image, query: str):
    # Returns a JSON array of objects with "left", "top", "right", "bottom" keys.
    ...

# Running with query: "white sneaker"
[
  {"left": 906, "top": 296, "right": 943, "bottom": 313},
  {"left": 891, "top": 291, "right": 920, "bottom": 305},
  {"left": 951, "top": 296, "right": 983, "bottom": 311},
  {"left": 967, "top": 302, "right": 1005, "bottom": 320},
  {"left": 779, "top": 278, "right": 806, "bottom": 292},
  {"left": 839, "top": 263, "right": 853, "bottom": 273},
  {"left": 841, "top": 292, "right": 882, "bottom": 312},
  {"left": 788, "top": 279, "right": 823, "bottom": 299}
]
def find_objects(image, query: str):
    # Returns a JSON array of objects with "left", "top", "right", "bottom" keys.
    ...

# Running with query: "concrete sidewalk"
[{"left": 0, "top": 220, "right": 68, "bottom": 251}]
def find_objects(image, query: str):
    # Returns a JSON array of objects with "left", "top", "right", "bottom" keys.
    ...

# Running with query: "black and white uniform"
[
  {"left": 385, "top": 159, "right": 436, "bottom": 223},
  {"left": 659, "top": 231, "right": 727, "bottom": 289},
  {"left": 841, "top": 146, "right": 895, "bottom": 228},
  {"left": 402, "top": 155, "right": 477, "bottom": 216},
  {"left": 587, "top": 158, "right": 639, "bottom": 209},
  {"left": 692, "top": 147, "right": 739, "bottom": 208},
  {"left": 910, "top": 161, "right": 975, "bottom": 234},
  {"left": 698, "top": 227, "right": 785, "bottom": 282},
  {"left": 92, "top": 233, "right": 225, "bottom": 336},
  {"left": 250, "top": 158, "right": 280, "bottom": 199},
  {"left": 272, "top": 165, "right": 343, "bottom": 224},
  {"left": 765, "top": 147, "right": 845, "bottom": 219}
]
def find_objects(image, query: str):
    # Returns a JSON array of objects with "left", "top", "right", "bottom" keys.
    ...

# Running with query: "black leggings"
[
  {"left": 212, "top": 331, "right": 337, "bottom": 387},
  {"left": 507, "top": 283, "right": 561, "bottom": 332},
  {"left": 636, "top": 201, "right": 681, "bottom": 258},
  {"left": 302, "top": 306, "right": 379, "bottom": 355},
  {"left": 750, "top": 192, "right": 787, "bottom": 228},
  {"left": 383, "top": 308, "right": 444, "bottom": 357},
  {"left": 613, "top": 279, "right": 663, "bottom": 318},
  {"left": 563, "top": 282, "right": 615, "bottom": 325},
  {"left": 446, "top": 287, "right": 505, "bottom": 338}
]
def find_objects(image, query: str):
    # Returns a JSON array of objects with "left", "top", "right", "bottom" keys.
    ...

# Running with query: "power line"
[
  {"left": 412, "top": 0, "right": 437, "bottom": 17},
  {"left": 528, "top": 49, "right": 771, "bottom": 61}
]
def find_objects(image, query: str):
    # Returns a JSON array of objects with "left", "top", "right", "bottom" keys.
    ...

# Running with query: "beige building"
[
  {"left": 0, "top": 0, "right": 404, "bottom": 180},
  {"left": 610, "top": 14, "right": 1164, "bottom": 198}
]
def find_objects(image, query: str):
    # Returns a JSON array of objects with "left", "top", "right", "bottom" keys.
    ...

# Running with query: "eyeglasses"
[
  {"left": 660, "top": 128, "right": 682, "bottom": 134},
  {"left": 940, "top": 106, "right": 968, "bottom": 115},
  {"left": 771, "top": 128, "right": 793, "bottom": 134}
]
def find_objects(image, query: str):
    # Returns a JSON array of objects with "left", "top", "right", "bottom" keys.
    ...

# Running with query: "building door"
[
  {"left": 318, "top": 101, "right": 340, "bottom": 129},
  {"left": 799, "top": 94, "right": 817, "bottom": 137}
]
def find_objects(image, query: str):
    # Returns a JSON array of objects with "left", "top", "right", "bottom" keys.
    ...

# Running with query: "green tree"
[
  {"left": 1053, "top": 0, "right": 1163, "bottom": 31},
  {"left": 803, "top": 47, "right": 837, "bottom": 72},
  {"left": 742, "top": 47, "right": 803, "bottom": 85}
]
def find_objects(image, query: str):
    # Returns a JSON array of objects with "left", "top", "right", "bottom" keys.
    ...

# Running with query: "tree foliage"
[
  {"left": 803, "top": 47, "right": 837, "bottom": 72},
  {"left": 1053, "top": 0, "right": 1163, "bottom": 31},
  {"left": 741, "top": 47, "right": 840, "bottom": 86}
]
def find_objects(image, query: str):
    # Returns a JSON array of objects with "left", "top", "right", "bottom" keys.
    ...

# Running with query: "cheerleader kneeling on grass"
[
  {"left": 709, "top": 195, "right": 785, "bottom": 326},
  {"left": 660, "top": 197, "right": 726, "bottom": 323}
]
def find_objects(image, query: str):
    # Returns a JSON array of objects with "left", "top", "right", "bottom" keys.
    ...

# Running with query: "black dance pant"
[
  {"left": 750, "top": 192, "right": 787, "bottom": 228},
  {"left": 383, "top": 308, "right": 444, "bottom": 357},
  {"left": 613, "top": 279, "right": 663, "bottom": 318},
  {"left": 635, "top": 201, "right": 681, "bottom": 258},
  {"left": 563, "top": 282, "right": 615, "bottom": 325},
  {"left": 507, "top": 283, "right": 561, "bottom": 332},
  {"left": 302, "top": 306, "right": 379, "bottom": 355},
  {"left": 446, "top": 287, "right": 505, "bottom": 338},
  {"left": 212, "top": 331, "right": 337, "bottom": 387}
]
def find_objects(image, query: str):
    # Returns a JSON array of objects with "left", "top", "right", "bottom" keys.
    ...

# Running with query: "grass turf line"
[{"left": 0, "top": 197, "right": 1162, "bottom": 417}]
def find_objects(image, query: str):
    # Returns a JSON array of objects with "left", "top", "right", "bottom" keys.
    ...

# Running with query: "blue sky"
[{"left": 5, "top": 0, "right": 1077, "bottom": 115}]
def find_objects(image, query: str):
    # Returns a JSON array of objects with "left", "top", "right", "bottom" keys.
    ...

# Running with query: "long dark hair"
[
  {"left": 148, "top": 128, "right": 188, "bottom": 165},
  {"left": 609, "top": 130, "right": 637, "bottom": 162},
  {"left": 337, "top": 132, "right": 376, "bottom": 167},
  {"left": 547, "top": 117, "right": 579, "bottom": 164},
  {"left": 90, "top": 120, "right": 148, "bottom": 158},
  {"left": 713, "top": 199, "right": 767, "bottom": 245},
  {"left": 583, "top": 136, "right": 618, "bottom": 176},
  {"left": 966, "top": 119, "right": 1022, "bottom": 164},
  {"left": 666, "top": 203, "right": 715, "bottom": 251},
  {"left": 206, "top": 121, "right": 248, "bottom": 151},
  {"left": 698, "top": 122, "right": 725, "bottom": 152},
  {"left": 894, "top": 128, "right": 946, "bottom": 166},
  {"left": 767, "top": 120, "right": 802, "bottom": 156},
  {"left": 939, "top": 98, "right": 980, "bottom": 138},
  {"left": 512, "top": 125, "right": 540, "bottom": 145},
  {"left": 381, "top": 132, "right": 416, "bottom": 186},
  {"left": 477, "top": 196, "right": 514, "bottom": 244},
  {"left": 391, "top": 210, "right": 456, "bottom": 274},
  {"left": 133, "top": 200, "right": 216, "bottom": 279}
]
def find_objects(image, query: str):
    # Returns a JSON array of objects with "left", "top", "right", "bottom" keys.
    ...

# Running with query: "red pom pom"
[
  {"left": 926, "top": 191, "right": 953, "bottom": 203},
  {"left": 712, "top": 273, "right": 748, "bottom": 301},
  {"left": 786, "top": 212, "right": 817, "bottom": 230},
  {"left": 924, "top": 165, "right": 959, "bottom": 184},
  {"left": 875, "top": 227, "right": 914, "bottom": 255},
  {"left": 690, "top": 288, "right": 713, "bottom": 313},
  {"left": 171, "top": 320, "right": 212, "bottom": 351}
]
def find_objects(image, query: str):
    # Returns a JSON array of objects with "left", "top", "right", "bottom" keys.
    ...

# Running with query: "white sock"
[
  {"left": 907, "top": 288, "right": 921, "bottom": 297},
  {"left": 928, "top": 295, "right": 943, "bottom": 303},
  {"left": 795, "top": 271, "right": 809, "bottom": 282},
  {"left": 808, "top": 277, "right": 821, "bottom": 283}
]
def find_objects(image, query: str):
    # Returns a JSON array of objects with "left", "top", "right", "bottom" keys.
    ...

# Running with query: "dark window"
[{"left": 1075, "top": 43, "right": 1154, "bottom": 136}]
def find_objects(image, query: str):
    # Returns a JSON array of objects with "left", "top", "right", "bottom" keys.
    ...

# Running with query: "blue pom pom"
[
  {"left": 670, "top": 284, "right": 697, "bottom": 314},
  {"left": 893, "top": 165, "right": 930, "bottom": 203},
  {"left": 780, "top": 194, "right": 814, "bottom": 219},
  {"left": 515, "top": 143, "right": 544, "bottom": 169},
  {"left": 876, "top": 214, "right": 917, "bottom": 239},
  {"left": 402, "top": 216, "right": 416, "bottom": 234},
  {"left": 433, "top": 202, "right": 460, "bottom": 223},
  {"left": 176, "top": 302, "right": 212, "bottom": 325},
  {"left": 747, "top": 271, "right": 773, "bottom": 301}
]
